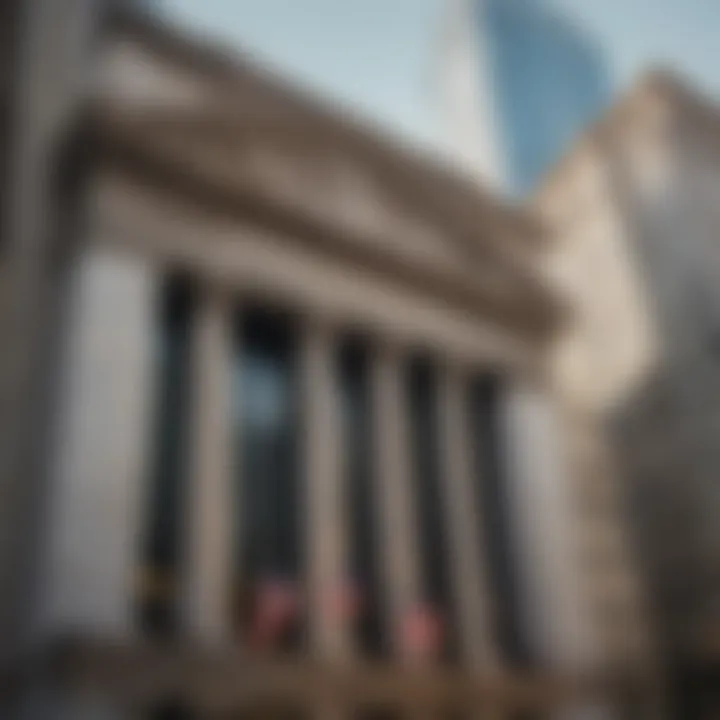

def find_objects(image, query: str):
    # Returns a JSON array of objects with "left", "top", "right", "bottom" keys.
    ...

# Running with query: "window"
[
  {"left": 138, "top": 276, "right": 194, "bottom": 638},
  {"left": 340, "top": 338, "right": 385, "bottom": 657},
  {"left": 469, "top": 374, "right": 531, "bottom": 669},
  {"left": 234, "top": 307, "right": 302, "bottom": 652},
  {"left": 406, "top": 357, "right": 458, "bottom": 662}
]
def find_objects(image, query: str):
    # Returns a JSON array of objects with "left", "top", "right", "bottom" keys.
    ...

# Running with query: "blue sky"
[{"left": 164, "top": 0, "right": 720, "bottom": 149}]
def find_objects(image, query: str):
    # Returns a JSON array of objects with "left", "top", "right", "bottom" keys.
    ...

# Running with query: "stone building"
[
  {"left": 536, "top": 70, "right": 720, "bottom": 716},
  {"left": 0, "top": 2, "right": 657, "bottom": 717}
]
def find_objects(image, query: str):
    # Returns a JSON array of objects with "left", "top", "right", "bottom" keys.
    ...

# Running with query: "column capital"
[
  {"left": 195, "top": 281, "right": 236, "bottom": 312},
  {"left": 298, "top": 311, "right": 340, "bottom": 344}
]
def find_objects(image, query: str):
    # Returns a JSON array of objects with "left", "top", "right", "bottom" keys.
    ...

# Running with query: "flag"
[
  {"left": 401, "top": 602, "right": 444, "bottom": 662},
  {"left": 249, "top": 576, "right": 301, "bottom": 651}
]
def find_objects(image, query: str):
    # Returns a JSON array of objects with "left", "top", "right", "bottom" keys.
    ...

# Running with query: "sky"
[{"left": 163, "top": 0, "right": 720, "bottom": 150}]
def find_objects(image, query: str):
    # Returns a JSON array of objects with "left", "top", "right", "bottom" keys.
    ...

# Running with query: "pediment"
[
  {"left": 96, "top": 11, "right": 560, "bottom": 334},
  {"left": 98, "top": 25, "right": 492, "bottom": 275},
  {"left": 132, "top": 114, "right": 478, "bottom": 273}
]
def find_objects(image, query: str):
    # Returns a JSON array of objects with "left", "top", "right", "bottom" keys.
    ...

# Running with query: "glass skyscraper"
[{"left": 441, "top": 0, "right": 611, "bottom": 196}]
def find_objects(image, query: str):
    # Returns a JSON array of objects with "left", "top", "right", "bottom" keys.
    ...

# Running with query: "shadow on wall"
[{"left": 609, "top": 366, "right": 720, "bottom": 717}]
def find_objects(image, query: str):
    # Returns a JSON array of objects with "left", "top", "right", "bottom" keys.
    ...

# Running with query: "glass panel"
[{"left": 480, "top": 0, "right": 609, "bottom": 194}]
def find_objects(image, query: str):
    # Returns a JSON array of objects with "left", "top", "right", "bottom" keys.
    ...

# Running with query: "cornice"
[{"left": 92, "top": 113, "right": 565, "bottom": 341}]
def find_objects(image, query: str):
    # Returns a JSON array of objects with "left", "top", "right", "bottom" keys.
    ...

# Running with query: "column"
[
  {"left": 301, "top": 319, "right": 350, "bottom": 660},
  {"left": 0, "top": 0, "right": 102, "bottom": 656},
  {"left": 438, "top": 361, "right": 499, "bottom": 671},
  {"left": 36, "top": 244, "right": 157, "bottom": 637},
  {"left": 183, "top": 287, "right": 235, "bottom": 644},
  {"left": 371, "top": 342, "right": 422, "bottom": 663},
  {"left": 500, "top": 380, "right": 595, "bottom": 673}
]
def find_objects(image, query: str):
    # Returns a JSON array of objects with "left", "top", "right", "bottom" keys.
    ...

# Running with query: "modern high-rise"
[{"left": 440, "top": 0, "right": 611, "bottom": 195}]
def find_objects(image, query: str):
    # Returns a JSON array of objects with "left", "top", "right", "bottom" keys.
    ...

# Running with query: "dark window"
[
  {"left": 469, "top": 374, "right": 531, "bottom": 668},
  {"left": 407, "top": 357, "right": 458, "bottom": 662},
  {"left": 234, "top": 307, "right": 302, "bottom": 652},
  {"left": 340, "top": 338, "right": 385, "bottom": 657},
  {"left": 138, "top": 276, "right": 194, "bottom": 638}
]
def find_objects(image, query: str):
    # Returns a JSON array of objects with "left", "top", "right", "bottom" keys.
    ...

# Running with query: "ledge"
[{"left": 8, "top": 636, "right": 623, "bottom": 714}]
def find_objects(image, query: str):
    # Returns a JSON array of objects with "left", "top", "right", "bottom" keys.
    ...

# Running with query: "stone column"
[
  {"left": 183, "top": 288, "right": 235, "bottom": 644},
  {"left": 438, "top": 361, "right": 499, "bottom": 671},
  {"left": 371, "top": 342, "right": 422, "bottom": 663},
  {"left": 300, "top": 319, "right": 350, "bottom": 660},
  {"left": 500, "top": 380, "right": 594, "bottom": 674},
  {"left": 36, "top": 244, "right": 157, "bottom": 638},
  {"left": 0, "top": 0, "right": 103, "bottom": 657}
]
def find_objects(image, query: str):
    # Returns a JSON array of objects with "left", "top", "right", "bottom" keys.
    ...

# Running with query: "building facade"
[
  {"left": 0, "top": 3, "right": 660, "bottom": 718},
  {"left": 440, "top": 0, "right": 610, "bottom": 195},
  {"left": 537, "top": 71, "right": 720, "bottom": 717}
]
